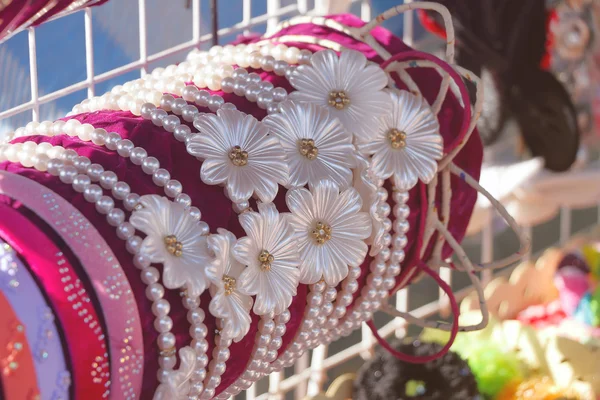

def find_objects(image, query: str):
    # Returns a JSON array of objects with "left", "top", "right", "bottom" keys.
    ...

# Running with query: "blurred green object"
[
  {"left": 591, "top": 286, "right": 600, "bottom": 327},
  {"left": 463, "top": 341, "right": 523, "bottom": 398}
]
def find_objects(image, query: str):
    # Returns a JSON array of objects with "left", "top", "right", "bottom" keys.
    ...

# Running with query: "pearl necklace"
[{"left": 0, "top": 141, "right": 213, "bottom": 398}]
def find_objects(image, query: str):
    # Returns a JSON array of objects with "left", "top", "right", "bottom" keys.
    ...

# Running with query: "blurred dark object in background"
[{"left": 419, "top": 0, "right": 581, "bottom": 172}]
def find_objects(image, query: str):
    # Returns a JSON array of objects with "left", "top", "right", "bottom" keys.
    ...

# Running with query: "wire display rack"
[{"left": 1, "top": 1, "right": 599, "bottom": 399}]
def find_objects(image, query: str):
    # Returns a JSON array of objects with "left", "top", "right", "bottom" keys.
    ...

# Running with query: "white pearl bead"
[
  {"left": 393, "top": 234, "right": 407, "bottom": 249},
  {"left": 107, "top": 208, "right": 126, "bottom": 227},
  {"left": 188, "top": 308, "right": 205, "bottom": 325},
  {"left": 154, "top": 316, "right": 173, "bottom": 333},
  {"left": 35, "top": 142, "right": 52, "bottom": 155},
  {"left": 394, "top": 219, "right": 410, "bottom": 234},
  {"left": 272, "top": 87, "right": 287, "bottom": 102},
  {"left": 117, "top": 222, "right": 135, "bottom": 239},
  {"left": 123, "top": 193, "right": 141, "bottom": 211},
  {"left": 171, "top": 98, "right": 187, "bottom": 115},
  {"left": 160, "top": 95, "right": 175, "bottom": 112},
  {"left": 33, "top": 154, "right": 50, "bottom": 171},
  {"left": 139, "top": 157, "right": 159, "bottom": 175},
  {"left": 208, "top": 96, "right": 224, "bottom": 112},
  {"left": 183, "top": 295, "right": 200, "bottom": 310},
  {"left": 272, "top": 44, "right": 288, "bottom": 60},
  {"left": 257, "top": 91, "right": 274, "bottom": 109},
  {"left": 111, "top": 181, "right": 131, "bottom": 200},
  {"left": 273, "top": 60, "right": 287, "bottom": 76},
  {"left": 61, "top": 149, "right": 79, "bottom": 163},
  {"left": 391, "top": 250, "right": 405, "bottom": 264},
  {"left": 231, "top": 68, "right": 248, "bottom": 79},
  {"left": 164, "top": 180, "right": 183, "bottom": 198},
  {"left": 285, "top": 65, "right": 296, "bottom": 79},
  {"left": 173, "top": 124, "right": 191, "bottom": 142},
  {"left": 64, "top": 119, "right": 80, "bottom": 136},
  {"left": 233, "top": 79, "right": 248, "bottom": 96},
  {"left": 95, "top": 195, "right": 115, "bottom": 214},
  {"left": 126, "top": 235, "right": 143, "bottom": 254},
  {"left": 162, "top": 115, "right": 179, "bottom": 133},
  {"left": 285, "top": 47, "right": 300, "bottom": 64},
  {"left": 151, "top": 109, "right": 168, "bottom": 126},
  {"left": 169, "top": 193, "right": 190, "bottom": 208},
  {"left": 299, "top": 49, "right": 312, "bottom": 64},
  {"left": 129, "top": 147, "right": 148, "bottom": 165},
  {"left": 159, "top": 355, "right": 176, "bottom": 370},
  {"left": 47, "top": 159, "right": 64, "bottom": 176},
  {"left": 221, "top": 77, "right": 235, "bottom": 93},
  {"left": 105, "top": 132, "right": 121, "bottom": 150},
  {"left": 134, "top": 253, "right": 151, "bottom": 269},
  {"left": 72, "top": 174, "right": 91, "bottom": 192},
  {"left": 116, "top": 139, "right": 134, "bottom": 157},
  {"left": 266, "top": 102, "right": 280, "bottom": 115},
  {"left": 182, "top": 105, "right": 199, "bottom": 122},
  {"left": 189, "top": 207, "right": 202, "bottom": 221},
  {"left": 190, "top": 324, "right": 208, "bottom": 339},
  {"left": 76, "top": 123, "right": 94, "bottom": 141},
  {"left": 157, "top": 332, "right": 176, "bottom": 350},
  {"left": 82, "top": 184, "right": 103, "bottom": 203},
  {"left": 182, "top": 85, "right": 199, "bottom": 102},
  {"left": 260, "top": 55, "right": 275, "bottom": 71},
  {"left": 99, "top": 171, "right": 118, "bottom": 189},
  {"left": 148, "top": 286, "right": 167, "bottom": 303},
  {"left": 393, "top": 191, "right": 409, "bottom": 203},
  {"left": 245, "top": 83, "right": 260, "bottom": 102},
  {"left": 152, "top": 168, "right": 170, "bottom": 186},
  {"left": 91, "top": 128, "right": 108, "bottom": 146},
  {"left": 59, "top": 165, "right": 78, "bottom": 184},
  {"left": 220, "top": 102, "right": 236, "bottom": 110}
]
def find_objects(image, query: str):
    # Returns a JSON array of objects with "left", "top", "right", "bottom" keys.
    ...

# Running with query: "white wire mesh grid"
[{"left": 1, "top": 1, "right": 599, "bottom": 399}]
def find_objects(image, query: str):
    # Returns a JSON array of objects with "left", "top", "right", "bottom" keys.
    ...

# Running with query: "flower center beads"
[
  {"left": 311, "top": 222, "right": 332, "bottom": 245},
  {"left": 328, "top": 90, "right": 350, "bottom": 110},
  {"left": 258, "top": 250, "right": 275, "bottom": 271},
  {"left": 387, "top": 128, "right": 407, "bottom": 149},
  {"left": 229, "top": 146, "right": 249, "bottom": 167},
  {"left": 222, "top": 275, "right": 236, "bottom": 295},
  {"left": 299, "top": 138, "right": 318, "bottom": 160},
  {"left": 164, "top": 235, "right": 184, "bottom": 257}
]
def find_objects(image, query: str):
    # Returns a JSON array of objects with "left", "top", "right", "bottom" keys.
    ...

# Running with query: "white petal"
[{"left": 200, "top": 158, "right": 230, "bottom": 186}]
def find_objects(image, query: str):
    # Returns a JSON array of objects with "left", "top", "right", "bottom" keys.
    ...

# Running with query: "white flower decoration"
[
  {"left": 208, "top": 229, "right": 253, "bottom": 342},
  {"left": 286, "top": 180, "right": 372, "bottom": 286},
  {"left": 153, "top": 346, "right": 196, "bottom": 400},
  {"left": 233, "top": 202, "right": 300, "bottom": 315},
  {"left": 263, "top": 100, "right": 356, "bottom": 189},
  {"left": 130, "top": 195, "right": 215, "bottom": 298},
  {"left": 288, "top": 49, "right": 391, "bottom": 141},
  {"left": 187, "top": 109, "right": 289, "bottom": 203},
  {"left": 358, "top": 90, "right": 443, "bottom": 191},
  {"left": 353, "top": 155, "right": 386, "bottom": 256}
]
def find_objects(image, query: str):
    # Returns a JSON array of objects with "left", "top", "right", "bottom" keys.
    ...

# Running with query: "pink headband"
[{"left": 0, "top": 170, "right": 144, "bottom": 399}]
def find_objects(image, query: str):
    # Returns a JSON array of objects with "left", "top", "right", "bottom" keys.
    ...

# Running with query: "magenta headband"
[{"left": 0, "top": 170, "right": 144, "bottom": 399}]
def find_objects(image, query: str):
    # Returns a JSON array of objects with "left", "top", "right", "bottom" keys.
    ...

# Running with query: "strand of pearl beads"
[
  {"left": 268, "top": 280, "right": 332, "bottom": 372},
  {"left": 73, "top": 57, "right": 289, "bottom": 116},
  {"left": 186, "top": 43, "right": 312, "bottom": 68},
  {"left": 197, "top": 321, "right": 231, "bottom": 399},
  {"left": 0, "top": 142, "right": 211, "bottom": 397},
  {"left": 7, "top": 119, "right": 203, "bottom": 218},
  {"left": 216, "top": 310, "right": 290, "bottom": 399},
  {"left": 332, "top": 188, "right": 407, "bottom": 340}
]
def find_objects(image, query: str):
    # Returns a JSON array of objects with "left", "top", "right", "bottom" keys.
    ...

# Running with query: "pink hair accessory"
[{"left": 0, "top": 170, "right": 144, "bottom": 399}]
